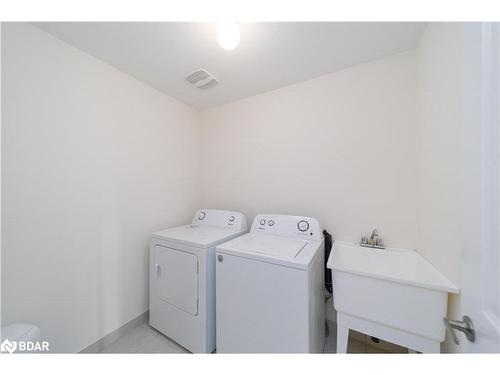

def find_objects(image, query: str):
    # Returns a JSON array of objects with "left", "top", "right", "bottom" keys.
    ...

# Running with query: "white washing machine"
[
  {"left": 149, "top": 209, "right": 247, "bottom": 353},
  {"left": 216, "top": 214, "right": 325, "bottom": 353}
]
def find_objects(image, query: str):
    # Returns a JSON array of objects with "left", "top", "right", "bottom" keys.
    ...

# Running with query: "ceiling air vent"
[{"left": 185, "top": 69, "right": 218, "bottom": 90}]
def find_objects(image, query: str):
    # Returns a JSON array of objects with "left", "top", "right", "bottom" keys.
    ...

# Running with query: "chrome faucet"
[{"left": 360, "top": 228, "right": 385, "bottom": 249}]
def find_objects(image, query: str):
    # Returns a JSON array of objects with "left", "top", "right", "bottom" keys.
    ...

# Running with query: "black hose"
[{"left": 323, "top": 229, "right": 333, "bottom": 294}]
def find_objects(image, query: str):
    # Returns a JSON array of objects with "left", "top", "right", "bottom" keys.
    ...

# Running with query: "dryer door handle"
[{"left": 155, "top": 264, "right": 162, "bottom": 278}]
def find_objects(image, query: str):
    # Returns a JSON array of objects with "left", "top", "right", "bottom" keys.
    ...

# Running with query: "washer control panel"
[
  {"left": 192, "top": 209, "right": 248, "bottom": 232},
  {"left": 250, "top": 214, "right": 321, "bottom": 241}
]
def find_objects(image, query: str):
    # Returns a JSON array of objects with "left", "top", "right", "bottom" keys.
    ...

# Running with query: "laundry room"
[{"left": 1, "top": 3, "right": 499, "bottom": 368}]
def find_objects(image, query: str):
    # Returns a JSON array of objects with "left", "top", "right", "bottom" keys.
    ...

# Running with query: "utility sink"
[{"left": 327, "top": 241, "right": 459, "bottom": 353}]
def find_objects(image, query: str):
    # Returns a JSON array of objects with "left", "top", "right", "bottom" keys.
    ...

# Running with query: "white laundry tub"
[{"left": 327, "top": 242, "right": 459, "bottom": 353}]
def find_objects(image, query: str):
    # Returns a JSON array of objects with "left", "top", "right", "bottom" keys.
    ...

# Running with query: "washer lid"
[
  {"left": 216, "top": 233, "right": 322, "bottom": 270},
  {"left": 152, "top": 225, "right": 244, "bottom": 249}
]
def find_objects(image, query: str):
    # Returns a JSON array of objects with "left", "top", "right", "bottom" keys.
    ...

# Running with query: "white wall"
[
  {"left": 200, "top": 51, "right": 419, "bottom": 249},
  {"left": 416, "top": 23, "right": 465, "bottom": 288},
  {"left": 0, "top": 22, "right": 3, "bottom": 336},
  {"left": 415, "top": 23, "right": 466, "bottom": 352},
  {"left": 1, "top": 23, "right": 201, "bottom": 352}
]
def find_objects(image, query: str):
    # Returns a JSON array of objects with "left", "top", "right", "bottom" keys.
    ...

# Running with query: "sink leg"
[{"left": 337, "top": 325, "right": 349, "bottom": 353}]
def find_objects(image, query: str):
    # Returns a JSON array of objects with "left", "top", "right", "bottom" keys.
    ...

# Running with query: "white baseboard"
[{"left": 80, "top": 311, "right": 149, "bottom": 353}]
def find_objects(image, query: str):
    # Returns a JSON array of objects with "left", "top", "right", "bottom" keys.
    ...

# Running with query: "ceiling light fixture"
[{"left": 216, "top": 22, "right": 240, "bottom": 51}]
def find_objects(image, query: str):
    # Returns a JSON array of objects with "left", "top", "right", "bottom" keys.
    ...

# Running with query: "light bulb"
[{"left": 216, "top": 22, "right": 240, "bottom": 50}]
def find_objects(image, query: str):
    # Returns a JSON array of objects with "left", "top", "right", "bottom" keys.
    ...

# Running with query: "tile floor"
[
  {"left": 99, "top": 323, "right": 188, "bottom": 353},
  {"left": 97, "top": 321, "right": 406, "bottom": 354}
]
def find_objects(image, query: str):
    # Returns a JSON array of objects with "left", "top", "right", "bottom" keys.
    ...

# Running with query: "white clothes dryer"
[{"left": 149, "top": 209, "right": 247, "bottom": 353}]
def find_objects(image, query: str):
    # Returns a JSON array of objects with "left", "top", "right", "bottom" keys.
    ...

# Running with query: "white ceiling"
[{"left": 34, "top": 22, "right": 426, "bottom": 109}]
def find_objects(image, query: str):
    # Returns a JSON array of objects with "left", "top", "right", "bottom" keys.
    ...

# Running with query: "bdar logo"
[{"left": 1, "top": 339, "right": 18, "bottom": 354}]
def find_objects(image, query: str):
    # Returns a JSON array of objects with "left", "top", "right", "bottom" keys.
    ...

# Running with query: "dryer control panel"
[
  {"left": 192, "top": 209, "right": 248, "bottom": 232},
  {"left": 250, "top": 214, "right": 322, "bottom": 241}
]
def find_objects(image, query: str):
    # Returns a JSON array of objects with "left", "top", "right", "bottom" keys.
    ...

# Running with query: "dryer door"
[{"left": 152, "top": 245, "right": 198, "bottom": 315}]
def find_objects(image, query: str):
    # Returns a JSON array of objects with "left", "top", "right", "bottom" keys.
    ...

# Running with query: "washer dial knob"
[
  {"left": 297, "top": 220, "right": 309, "bottom": 232},
  {"left": 260, "top": 219, "right": 266, "bottom": 226},
  {"left": 229, "top": 215, "right": 235, "bottom": 222},
  {"left": 268, "top": 220, "right": 275, "bottom": 226},
  {"left": 198, "top": 211, "right": 206, "bottom": 220}
]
